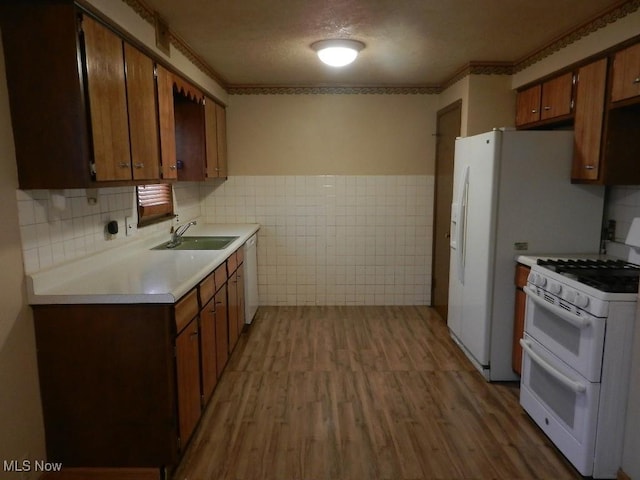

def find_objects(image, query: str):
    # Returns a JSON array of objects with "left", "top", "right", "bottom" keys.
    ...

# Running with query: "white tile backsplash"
[
  {"left": 16, "top": 183, "right": 202, "bottom": 274},
  {"left": 16, "top": 175, "right": 434, "bottom": 306},
  {"left": 606, "top": 186, "right": 640, "bottom": 243},
  {"left": 201, "top": 175, "right": 434, "bottom": 306}
]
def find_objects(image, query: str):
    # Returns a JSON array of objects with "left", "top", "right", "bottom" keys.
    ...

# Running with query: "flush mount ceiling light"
[{"left": 311, "top": 39, "right": 365, "bottom": 67}]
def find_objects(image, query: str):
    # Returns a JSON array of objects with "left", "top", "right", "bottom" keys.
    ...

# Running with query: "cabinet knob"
[
  {"left": 119, "top": 162, "right": 130, "bottom": 168},
  {"left": 134, "top": 163, "right": 144, "bottom": 169},
  {"left": 169, "top": 165, "right": 177, "bottom": 170},
  {"left": 531, "top": 109, "right": 537, "bottom": 113},
  {"left": 543, "top": 106, "right": 551, "bottom": 111},
  {"left": 585, "top": 165, "right": 595, "bottom": 170},
  {"left": 633, "top": 77, "right": 640, "bottom": 84}
]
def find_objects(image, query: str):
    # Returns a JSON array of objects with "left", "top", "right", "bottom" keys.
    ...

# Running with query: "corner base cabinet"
[{"left": 32, "top": 243, "right": 248, "bottom": 477}]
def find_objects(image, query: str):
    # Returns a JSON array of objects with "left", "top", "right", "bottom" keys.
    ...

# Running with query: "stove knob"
[
  {"left": 575, "top": 293, "right": 589, "bottom": 309},
  {"left": 563, "top": 289, "right": 576, "bottom": 304},
  {"left": 548, "top": 282, "right": 562, "bottom": 295},
  {"left": 529, "top": 273, "right": 548, "bottom": 287}
]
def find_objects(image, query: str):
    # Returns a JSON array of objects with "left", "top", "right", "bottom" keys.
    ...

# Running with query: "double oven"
[{"left": 520, "top": 258, "right": 639, "bottom": 478}]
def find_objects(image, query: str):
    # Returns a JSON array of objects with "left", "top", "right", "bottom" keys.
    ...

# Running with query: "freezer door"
[{"left": 451, "top": 131, "right": 500, "bottom": 367}]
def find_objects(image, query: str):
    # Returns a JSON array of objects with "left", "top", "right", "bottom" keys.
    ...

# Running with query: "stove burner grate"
[{"left": 536, "top": 258, "right": 640, "bottom": 293}]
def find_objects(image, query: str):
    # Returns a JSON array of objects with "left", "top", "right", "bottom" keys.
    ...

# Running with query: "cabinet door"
[
  {"left": 200, "top": 298, "right": 218, "bottom": 404},
  {"left": 572, "top": 59, "right": 607, "bottom": 182},
  {"left": 215, "top": 103, "right": 228, "bottom": 178},
  {"left": 540, "top": 72, "right": 573, "bottom": 120},
  {"left": 215, "top": 284, "right": 229, "bottom": 377},
  {"left": 515, "top": 84, "right": 541, "bottom": 126},
  {"left": 175, "top": 317, "right": 201, "bottom": 447},
  {"left": 228, "top": 269, "right": 239, "bottom": 352},
  {"left": 124, "top": 43, "right": 160, "bottom": 181},
  {"left": 156, "top": 65, "right": 178, "bottom": 179},
  {"left": 611, "top": 42, "right": 640, "bottom": 102},
  {"left": 236, "top": 263, "right": 245, "bottom": 335},
  {"left": 204, "top": 97, "right": 220, "bottom": 178},
  {"left": 81, "top": 15, "right": 131, "bottom": 181}
]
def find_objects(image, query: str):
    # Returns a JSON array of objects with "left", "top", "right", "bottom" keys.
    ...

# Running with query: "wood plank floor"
[{"left": 172, "top": 306, "right": 582, "bottom": 480}]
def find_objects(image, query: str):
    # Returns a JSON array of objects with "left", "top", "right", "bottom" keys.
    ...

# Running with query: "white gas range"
[{"left": 518, "top": 256, "right": 639, "bottom": 479}]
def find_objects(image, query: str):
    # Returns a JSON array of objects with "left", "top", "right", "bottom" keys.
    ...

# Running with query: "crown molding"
[
  {"left": 226, "top": 85, "right": 441, "bottom": 95},
  {"left": 121, "top": 0, "right": 226, "bottom": 87},
  {"left": 513, "top": 0, "right": 640, "bottom": 72},
  {"left": 121, "top": 0, "right": 639, "bottom": 95}
]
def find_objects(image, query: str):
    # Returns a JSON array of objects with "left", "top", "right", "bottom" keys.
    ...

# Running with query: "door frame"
[{"left": 431, "top": 100, "right": 462, "bottom": 321}]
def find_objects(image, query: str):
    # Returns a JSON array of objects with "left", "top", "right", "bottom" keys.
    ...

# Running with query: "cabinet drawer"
[
  {"left": 199, "top": 272, "right": 215, "bottom": 305},
  {"left": 515, "top": 264, "right": 530, "bottom": 288},
  {"left": 175, "top": 288, "right": 198, "bottom": 333},
  {"left": 214, "top": 263, "right": 227, "bottom": 291}
]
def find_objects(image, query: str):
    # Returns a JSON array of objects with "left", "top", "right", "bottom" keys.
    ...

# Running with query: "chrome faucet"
[{"left": 167, "top": 220, "right": 197, "bottom": 248}]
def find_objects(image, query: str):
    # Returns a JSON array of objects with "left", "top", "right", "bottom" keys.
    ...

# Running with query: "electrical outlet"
[{"left": 125, "top": 216, "right": 137, "bottom": 237}]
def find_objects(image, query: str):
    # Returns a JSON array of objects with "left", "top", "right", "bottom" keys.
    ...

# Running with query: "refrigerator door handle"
[{"left": 456, "top": 165, "right": 470, "bottom": 284}]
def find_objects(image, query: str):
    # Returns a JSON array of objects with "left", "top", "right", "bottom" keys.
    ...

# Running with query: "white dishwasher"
[{"left": 243, "top": 233, "right": 258, "bottom": 323}]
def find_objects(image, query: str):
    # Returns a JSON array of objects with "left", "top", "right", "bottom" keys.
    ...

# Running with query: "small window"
[{"left": 137, "top": 184, "right": 174, "bottom": 227}]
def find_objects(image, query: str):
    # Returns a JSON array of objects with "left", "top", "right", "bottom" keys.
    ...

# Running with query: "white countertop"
[{"left": 27, "top": 223, "right": 260, "bottom": 305}]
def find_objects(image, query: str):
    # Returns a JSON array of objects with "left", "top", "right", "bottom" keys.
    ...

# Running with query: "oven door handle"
[
  {"left": 520, "top": 339, "right": 587, "bottom": 394},
  {"left": 523, "top": 286, "right": 592, "bottom": 329}
]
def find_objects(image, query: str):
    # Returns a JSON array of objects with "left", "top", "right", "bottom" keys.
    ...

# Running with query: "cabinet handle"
[
  {"left": 119, "top": 162, "right": 130, "bottom": 168},
  {"left": 633, "top": 77, "right": 640, "bottom": 84},
  {"left": 585, "top": 165, "right": 595, "bottom": 170},
  {"left": 531, "top": 109, "right": 537, "bottom": 114},
  {"left": 543, "top": 106, "right": 551, "bottom": 111},
  {"left": 134, "top": 162, "right": 144, "bottom": 169},
  {"left": 169, "top": 165, "right": 177, "bottom": 170}
]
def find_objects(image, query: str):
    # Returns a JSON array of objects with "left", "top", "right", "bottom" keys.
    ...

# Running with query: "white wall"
[
  {"left": 0, "top": 34, "right": 46, "bottom": 480},
  {"left": 227, "top": 94, "right": 437, "bottom": 175}
]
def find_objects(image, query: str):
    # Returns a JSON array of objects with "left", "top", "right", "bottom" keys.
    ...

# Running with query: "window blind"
[{"left": 137, "top": 184, "right": 174, "bottom": 226}]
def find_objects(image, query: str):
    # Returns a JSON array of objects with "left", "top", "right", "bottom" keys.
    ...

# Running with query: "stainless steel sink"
[{"left": 152, "top": 236, "right": 238, "bottom": 251}]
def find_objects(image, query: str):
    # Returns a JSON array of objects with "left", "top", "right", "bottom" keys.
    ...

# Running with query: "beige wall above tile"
[{"left": 227, "top": 94, "right": 438, "bottom": 176}]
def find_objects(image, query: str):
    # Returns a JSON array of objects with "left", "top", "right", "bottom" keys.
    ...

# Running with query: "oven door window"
[
  {"left": 520, "top": 334, "right": 600, "bottom": 475},
  {"left": 524, "top": 291, "right": 605, "bottom": 382}
]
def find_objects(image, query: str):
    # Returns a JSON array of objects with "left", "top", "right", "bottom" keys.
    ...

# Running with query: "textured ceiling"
[{"left": 139, "top": 0, "right": 633, "bottom": 88}]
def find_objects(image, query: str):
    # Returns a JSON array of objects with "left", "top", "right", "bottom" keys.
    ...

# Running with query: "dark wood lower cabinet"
[
  {"left": 33, "top": 304, "right": 179, "bottom": 468},
  {"left": 175, "top": 316, "right": 201, "bottom": 449},
  {"left": 32, "top": 245, "right": 248, "bottom": 477},
  {"left": 215, "top": 284, "right": 229, "bottom": 378}
]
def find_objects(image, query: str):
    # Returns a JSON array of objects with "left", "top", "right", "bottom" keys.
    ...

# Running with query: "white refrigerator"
[{"left": 447, "top": 129, "right": 605, "bottom": 381}]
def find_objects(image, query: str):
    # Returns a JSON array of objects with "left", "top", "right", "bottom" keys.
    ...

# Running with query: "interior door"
[{"left": 431, "top": 101, "right": 461, "bottom": 321}]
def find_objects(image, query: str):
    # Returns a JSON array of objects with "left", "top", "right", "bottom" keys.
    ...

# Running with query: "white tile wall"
[
  {"left": 605, "top": 186, "right": 640, "bottom": 243},
  {"left": 201, "top": 175, "right": 434, "bottom": 305},
  {"left": 16, "top": 183, "right": 201, "bottom": 274},
  {"left": 15, "top": 175, "right": 434, "bottom": 306}
]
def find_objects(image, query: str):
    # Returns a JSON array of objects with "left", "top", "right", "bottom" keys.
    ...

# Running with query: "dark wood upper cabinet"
[
  {"left": 1, "top": 1, "right": 230, "bottom": 189},
  {"left": 0, "top": 2, "right": 163, "bottom": 188},
  {"left": 204, "top": 97, "right": 228, "bottom": 179},
  {"left": 572, "top": 59, "right": 607, "bottom": 182},
  {"left": 610, "top": 42, "right": 640, "bottom": 103},
  {"left": 1, "top": 1, "right": 92, "bottom": 189},
  {"left": 515, "top": 72, "right": 574, "bottom": 127}
]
